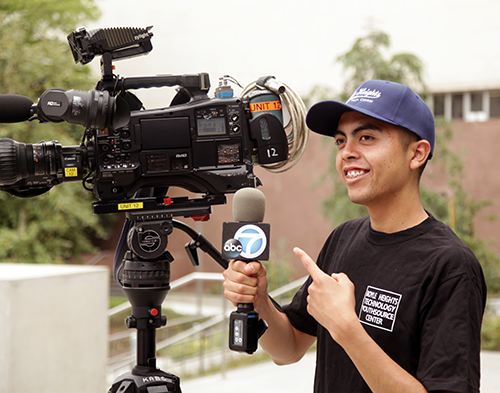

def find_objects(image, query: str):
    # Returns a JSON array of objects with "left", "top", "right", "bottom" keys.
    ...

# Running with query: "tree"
[
  {"left": 335, "top": 31, "right": 427, "bottom": 101},
  {"left": 0, "top": 0, "right": 116, "bottom": 264},
  {"left": 308, "top": 30, "right": 500, "bottom": 293}
]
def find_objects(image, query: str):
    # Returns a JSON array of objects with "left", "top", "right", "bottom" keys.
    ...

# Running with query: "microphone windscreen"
[
  {"left": 232, "top": 187, "right": 266, "bottom": 222},
  {"left": 0, "top": 94, "right": 33, "bottom": 123}
]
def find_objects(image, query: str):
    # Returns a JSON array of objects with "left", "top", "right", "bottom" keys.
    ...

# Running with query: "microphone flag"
[{"left": 222, "top": 221, "right": 270, "bottom": 261}]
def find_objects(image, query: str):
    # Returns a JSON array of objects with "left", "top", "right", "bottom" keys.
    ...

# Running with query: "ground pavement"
[{"left": 181, "top": 351, "right": 500, "bottom": 393}]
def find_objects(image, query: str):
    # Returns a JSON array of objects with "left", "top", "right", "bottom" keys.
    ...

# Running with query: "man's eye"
[
  {"left": 360, "top": 135, "right": 373, "bottom": 141},
  {"left": 335, "top": 138, "right": 345, "bottom": 146}
]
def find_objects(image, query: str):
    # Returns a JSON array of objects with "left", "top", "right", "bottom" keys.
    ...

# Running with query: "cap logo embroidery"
[{"left": 347, "top": 88, "right": 382, "bottom": 104}]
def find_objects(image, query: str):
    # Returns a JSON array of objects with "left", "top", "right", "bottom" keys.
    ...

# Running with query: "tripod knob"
[{"left": 125, "top": 316, "right": 137, "bottom": 328}]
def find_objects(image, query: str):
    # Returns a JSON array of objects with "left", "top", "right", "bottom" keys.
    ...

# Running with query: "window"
[
  {"left": 471, "top": 92, "right": 483, "bottom": 111},
  {"left": 452, "top": 94, "right": 463, "bottom": 119},
  {"left": 433, "top": 94, "right": 445, "bottom": 116},
  {"left": 432, "top": 90, "right": 500, "bottom": 120},
  {"left": 490, "top": 91, "right": 500, "bottom": 118}
]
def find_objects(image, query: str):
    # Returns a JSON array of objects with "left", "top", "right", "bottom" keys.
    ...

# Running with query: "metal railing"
[{"left": 107, "top": 272, "right": 307, "bottom": 382}]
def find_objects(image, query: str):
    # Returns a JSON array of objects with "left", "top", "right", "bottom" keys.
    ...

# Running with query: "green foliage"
[
  {"left": 0, "top": 0, "right": 101, "bottom": 96},
  {"left": 264, "top": 237, "right": 294, "bottom": 292},
  {"left": 0, "top": 183, "right": 111, "bottom": 263},
  {"left": 0, "top": 0, "right": 114, "bottom": 264},
  {"left": 336, "top": 31, "right": 427, "bottom": 101},
  {"left": 481, "top": 307, "right": 500, "bottom": 351}
]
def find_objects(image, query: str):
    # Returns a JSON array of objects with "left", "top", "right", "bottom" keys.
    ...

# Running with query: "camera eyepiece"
[{"left": 36, "top": 89, "right": 130, "bottom": 130}]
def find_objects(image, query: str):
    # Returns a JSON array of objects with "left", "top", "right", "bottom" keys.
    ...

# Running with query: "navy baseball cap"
[{"left": 306, "top": 80, "right": 435, "bottom": 158}]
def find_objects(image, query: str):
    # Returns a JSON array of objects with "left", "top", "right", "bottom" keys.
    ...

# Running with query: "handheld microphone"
[
  {"left": 0, "top": 95, "right": 34, "bottom": 123},
  {"left": 224, "top": 187, "right": 269, "bottom": 354},
  {"left": 222, "top": 187, "right": 270, "bottom": 261}
]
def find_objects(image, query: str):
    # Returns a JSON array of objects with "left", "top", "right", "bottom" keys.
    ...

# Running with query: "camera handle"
[{"left": 96, "top": 50, "right": 211, "bottom": 103}]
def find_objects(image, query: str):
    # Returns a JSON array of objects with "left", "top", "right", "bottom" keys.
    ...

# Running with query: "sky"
[{"left": 83, "top": 0, "right": 500, "bottom": 108}]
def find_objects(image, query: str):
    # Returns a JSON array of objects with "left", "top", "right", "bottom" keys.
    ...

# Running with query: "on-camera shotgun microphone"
[
  {"left": 0, "top": 95, "right": 34, "bottom": 123},
  {"left": 224, "top": 187, "right": 269, "bottom": 354}
]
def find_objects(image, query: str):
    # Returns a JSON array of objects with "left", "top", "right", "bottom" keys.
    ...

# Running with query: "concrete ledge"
[{"left": 0, "top": 263, "right": 109, "bottom": 393}]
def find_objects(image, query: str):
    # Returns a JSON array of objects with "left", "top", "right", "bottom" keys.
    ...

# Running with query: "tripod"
[{"left": 104, "top": 193, "right": 229, "bottom": 393}]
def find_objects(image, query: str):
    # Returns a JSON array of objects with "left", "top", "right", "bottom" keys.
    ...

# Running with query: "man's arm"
[
  {"left": 294, "top": 247, "right": 456, "bottom": 393},
  {"left": 223, "top": 260, "right": 316, "bottom": 364}
]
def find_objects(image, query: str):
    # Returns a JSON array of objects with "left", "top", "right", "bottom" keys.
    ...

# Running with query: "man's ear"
[{"left": 409, "top": 140, "right": 431, "bottom": 170}]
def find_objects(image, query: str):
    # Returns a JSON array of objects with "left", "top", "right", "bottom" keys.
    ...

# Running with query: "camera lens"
[{"left": 0, "top": 138, "right": 60, "bottom": 186}]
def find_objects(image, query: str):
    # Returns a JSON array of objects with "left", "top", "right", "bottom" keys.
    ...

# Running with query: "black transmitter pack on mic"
[{"left": 229, "top": 303, "right": 268, "bottom": 354}]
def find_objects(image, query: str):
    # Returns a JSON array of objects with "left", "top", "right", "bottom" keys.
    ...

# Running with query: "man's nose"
[{"left": 340, "top": 140, "right": 360, "bottom": 160}]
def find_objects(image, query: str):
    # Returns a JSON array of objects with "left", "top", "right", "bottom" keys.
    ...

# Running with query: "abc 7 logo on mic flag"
[{"left": 222, "top": 223, "right": 270, "bottom": 261}]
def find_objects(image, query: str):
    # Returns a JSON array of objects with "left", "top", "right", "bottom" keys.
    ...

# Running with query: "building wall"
[{"left": 424, "top": 119, "right": 500, "bottom": 253}]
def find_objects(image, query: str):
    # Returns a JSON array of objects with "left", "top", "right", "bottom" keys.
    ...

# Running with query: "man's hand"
[
  {"left": 223, "top": 260, "right": 269, "bottom": 309},
  {"left": 293, "top": 247, "right": 359, "bottom": 345},
  {"left": 223, "top": 257, "right": 316, "bottom": 365}
]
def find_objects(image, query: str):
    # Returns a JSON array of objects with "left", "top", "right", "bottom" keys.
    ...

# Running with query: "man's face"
[{"left": 334, "top": 111, "right": 415, "bottom": 209}]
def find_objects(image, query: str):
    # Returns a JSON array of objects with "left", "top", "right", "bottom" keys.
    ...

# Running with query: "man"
[{"left": 223, "top": 80, "right": 487, "bottom": 393}]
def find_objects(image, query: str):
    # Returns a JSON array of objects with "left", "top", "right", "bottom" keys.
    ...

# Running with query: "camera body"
[{"left": 91, "top": 94, "right": 285, "bottom": 201}]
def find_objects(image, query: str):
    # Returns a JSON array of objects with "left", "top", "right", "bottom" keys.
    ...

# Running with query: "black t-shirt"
[{"left": 283, "top": 214, "right": 486, "bottom": 393}]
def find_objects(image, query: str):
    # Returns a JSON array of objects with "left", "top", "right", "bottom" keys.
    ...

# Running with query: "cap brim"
[{"left": 306, "top": 100, "right": 401, "bottom": 136}]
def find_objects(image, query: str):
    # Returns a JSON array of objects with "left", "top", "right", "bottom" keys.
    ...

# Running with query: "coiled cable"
[{"left": 241, "top": 78, "right": 309, "bottom": 173}]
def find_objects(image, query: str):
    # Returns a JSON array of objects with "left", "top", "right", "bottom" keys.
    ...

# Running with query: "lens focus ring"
[{"left": 0, "top": 139, "right": 27, "bottom": 185}]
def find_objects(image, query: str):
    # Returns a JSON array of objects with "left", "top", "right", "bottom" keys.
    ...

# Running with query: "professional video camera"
[
  {"left": 0, "top": 26, "right": 306, "bottom": 209},
  {"left": 0, "top": 26, "right": 309, "bottom": 392}
]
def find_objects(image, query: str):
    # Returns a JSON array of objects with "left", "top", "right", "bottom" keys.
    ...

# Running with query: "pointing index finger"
[{"left": 293, "top": 247, "right": 324, "bottom": 281}]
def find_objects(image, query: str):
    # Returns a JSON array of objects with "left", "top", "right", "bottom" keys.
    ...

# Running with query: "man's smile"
[{"left": 344, "top": 169, "right": 369, "bottom": 179}]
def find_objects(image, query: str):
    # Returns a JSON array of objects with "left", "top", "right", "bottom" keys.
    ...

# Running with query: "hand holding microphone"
[{"left": 222, "top": 187, "right": 270, "bottom": 354}]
